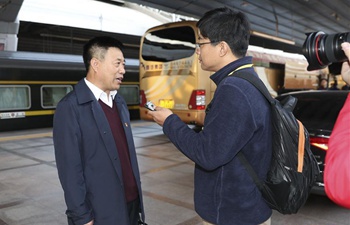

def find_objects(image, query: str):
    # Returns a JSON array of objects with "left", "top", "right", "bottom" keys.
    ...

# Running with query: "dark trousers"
[{"left": 127, "top": 197, "right": 140, "bottom": 225}]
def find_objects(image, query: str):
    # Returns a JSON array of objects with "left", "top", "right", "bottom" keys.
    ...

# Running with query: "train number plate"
[
  {"left": 159, "top": 99, "right": 174, "bottom": 109},
  {"left": 0, "top": 112, "right": 25, "bottom": 119}
]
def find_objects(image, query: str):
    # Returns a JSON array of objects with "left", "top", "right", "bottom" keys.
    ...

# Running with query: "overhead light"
[{"left": 251, "top": 30, "right": 295, "bottom": 45}]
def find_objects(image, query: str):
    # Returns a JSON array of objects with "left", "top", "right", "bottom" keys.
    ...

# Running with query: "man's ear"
[
  {"left": 90, "top": 58, "right": 99, "bottom": 72},
  {"left": 219, "top": 41, "right": 229, "bottom": 57}
]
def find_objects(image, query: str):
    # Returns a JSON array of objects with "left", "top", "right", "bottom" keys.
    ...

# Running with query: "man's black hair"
[
  {"left": 83, "top": 36, "right": 124, "bottom": 72},
  {"left": 196, "top": 7, "right": 250, "bottom": 57}
]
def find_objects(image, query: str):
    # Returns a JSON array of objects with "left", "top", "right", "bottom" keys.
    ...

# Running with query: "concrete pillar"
[
  {"left": 0, "top": 18, "right": 20, "bottom": 51},
  {"left": 0, "top": 0, "right": 23, "bottom": 51}
]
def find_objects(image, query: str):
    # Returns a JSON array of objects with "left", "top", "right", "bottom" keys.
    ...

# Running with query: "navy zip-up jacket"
[{"left": 163, "top": 56, "right": 272, "bottom": 225}]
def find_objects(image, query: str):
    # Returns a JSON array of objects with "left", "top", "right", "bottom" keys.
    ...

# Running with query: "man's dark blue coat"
[{"left": 53, "top": 79, "right": 144, "bottom": 225}]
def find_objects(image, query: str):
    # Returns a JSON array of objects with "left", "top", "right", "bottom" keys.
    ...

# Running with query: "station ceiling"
[
  {"left": 121, "top": 0, "right": 350, "bottom": 47},
  {"left": 1, "top": 0, "right": 350, "bottom": 55},
  {"left": 0, "top": 0, "right": 23, "bottom": 22}
]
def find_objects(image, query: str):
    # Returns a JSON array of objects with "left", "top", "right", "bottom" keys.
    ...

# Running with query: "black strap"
[
  {"left": 236, "top": 152, "right": 266, "bottom": 192},
  {"left": 230, "top": 71, "right": 274, "bottom": 104},
  {"left": 230, "top": 71, "right": 271, "bottom": 194}
]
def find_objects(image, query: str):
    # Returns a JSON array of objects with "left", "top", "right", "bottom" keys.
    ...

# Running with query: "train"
[{"left": 0, "top": 51, "right": 140, "bottom": 132}]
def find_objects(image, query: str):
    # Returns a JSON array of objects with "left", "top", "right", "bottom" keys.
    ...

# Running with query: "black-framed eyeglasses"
[{"left": 195, "top": 41, "right": 218, "bottom": 48}]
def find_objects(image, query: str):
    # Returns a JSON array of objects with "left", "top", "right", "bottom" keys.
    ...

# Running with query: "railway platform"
[{"left": 0, "top": 121, "right": 348, "bottom": 225}]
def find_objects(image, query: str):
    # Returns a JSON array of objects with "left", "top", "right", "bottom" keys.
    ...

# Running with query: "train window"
[
  {"left": 118, "top": 85, "right": 140, "bottom": 105},
  {"left": 41, "top": 85, "right": 73, "bottom": 108},
  {"left": 0, "top": 85, "right": 31, "bottom": 111}
]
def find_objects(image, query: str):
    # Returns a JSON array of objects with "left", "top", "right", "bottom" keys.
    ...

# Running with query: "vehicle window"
[
  {"left": 41, "top": 85, "right": 73, "bottom": 108},
  {"left": 141, "top": 26, "right": 196, "bottom": 62},
  {"left": 118, "top": 85, "right": 139, "bottom": 105},
  {"left": 0, "top": 85, "right": 30, "bottom": 110}
]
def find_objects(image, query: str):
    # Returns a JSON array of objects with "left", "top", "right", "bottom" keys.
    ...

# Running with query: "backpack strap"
[
  {"left": 230, "top": 71, "right": 274, "bottom": 104},
  {"left": 236, "top": 151, "right": 266, "bottom": 190},
  {"left": 229, "top": 71, "right": 271, "bottom": 194},
  {"left": 297, "top": 120, "right": 305, "bottom": 172}
]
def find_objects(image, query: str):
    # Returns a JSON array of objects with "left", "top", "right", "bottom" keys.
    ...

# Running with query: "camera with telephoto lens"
[{"left": 302, "top": 31, "right": 350, "bottom": 71}]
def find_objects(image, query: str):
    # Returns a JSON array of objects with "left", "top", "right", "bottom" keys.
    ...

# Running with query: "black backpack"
[{"left": 232, "top": 71, "right": 320, "bottom": 214}]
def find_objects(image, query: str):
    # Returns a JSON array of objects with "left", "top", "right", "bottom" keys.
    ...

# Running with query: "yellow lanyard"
[{"left": 228, "top": 64, "right": 253, "bottom": 76}]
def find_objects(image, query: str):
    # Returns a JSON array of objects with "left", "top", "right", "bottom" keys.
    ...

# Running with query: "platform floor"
[{"left": 0, "top": 121, "right": 349, "bottom": 225}]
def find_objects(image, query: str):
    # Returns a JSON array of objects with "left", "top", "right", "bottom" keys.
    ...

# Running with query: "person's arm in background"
[
  {"left": 323, "top": 42, "right": 350, "bottom": 209},
  {"left": 341, "top": 42, "right": 350, "bottom": 85}
]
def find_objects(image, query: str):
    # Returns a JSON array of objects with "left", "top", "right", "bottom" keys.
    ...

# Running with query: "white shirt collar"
[{"left": 84, "top": 78, "right": 117, "bottom": 108}]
